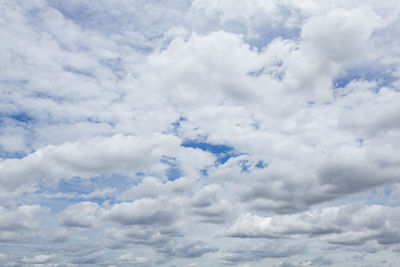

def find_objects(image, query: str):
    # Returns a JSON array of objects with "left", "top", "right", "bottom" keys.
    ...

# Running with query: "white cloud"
[
  {"left": 61, "top": 201, "right": 103, "bottom": 228},
  {"left": 0, "top": 205, "right": 43, "bottom": 242},
  {"left": 282, "top": 8, "right": 381, "bottom": 102},
  {"left": 0, "top": 133, "right": 180, "bottom": 190},
  {"left": 144, "top": 31, "right": 266, "bottom": 107},
  {"left": 226, "top": 204, "right": 400, "bottom": 246},
  {"left": 21, "top": 254, "right": 55, "bottom": 264},
  {"left": 0, "top": 205, "right": 42, "bottom": 231},
  {"left": 120, "top": 176, "right": 195, "bottom": 201},
  {"left": 108, "top": 198, "right": 178, "bottom": 226}
]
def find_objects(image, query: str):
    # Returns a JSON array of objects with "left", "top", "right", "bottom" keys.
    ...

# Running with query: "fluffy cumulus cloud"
[
  {"left": 226, "top": 204, "right": 400, "bottom": 245},
  {"left": 1, "top": 0, "right": 400, "bottom": 266}
]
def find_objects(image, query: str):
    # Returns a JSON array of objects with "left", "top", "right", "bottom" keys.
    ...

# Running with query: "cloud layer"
[{"left": 1, "top": 0, "right": 400, "bottom": 266}]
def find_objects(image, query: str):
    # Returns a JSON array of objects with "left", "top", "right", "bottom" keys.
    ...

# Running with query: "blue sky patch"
[
  {"left": 181, "top": 139, "right": 238, "bottom": 164},
  {"left": 333, "top": 64, "right": 396, "bottom": 90},
  {"left": 0, "top": 149, "right": 27, "bottom": 159},
  {"left": 4, "top": 112, "right": 35, "bottom": 123},
  {"left": 255, "top": 160, "right": 267, "bottom": 169},
  {"left": 160, "top": 156, "right": 183, "bottom": 181},
  {"left": 181, "top": 140, "right": 233, "bottom": 154},
  {"left": 170, "top": 117, "right": 187, "bottom": 135}
]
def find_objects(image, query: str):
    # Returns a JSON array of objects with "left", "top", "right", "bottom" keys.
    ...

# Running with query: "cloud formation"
[{"left": 1, "top": 0, "right": 400, "bottom": 266}]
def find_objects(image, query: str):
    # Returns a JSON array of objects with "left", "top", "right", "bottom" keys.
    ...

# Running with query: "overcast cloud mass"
[{"left": 1, "top": 0, "right": 400, "bottom": 266}]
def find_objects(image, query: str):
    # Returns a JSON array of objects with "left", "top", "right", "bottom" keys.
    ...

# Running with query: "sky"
[{"left": 1, "top": 0, "right": 400, "bottom": 266}]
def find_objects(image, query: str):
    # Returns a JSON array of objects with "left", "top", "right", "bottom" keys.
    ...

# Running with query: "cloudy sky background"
[{"left": 1, "top": 0, "right": 400, "bottom": 266}]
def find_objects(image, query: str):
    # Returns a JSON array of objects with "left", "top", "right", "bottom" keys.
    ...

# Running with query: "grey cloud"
[
  {"left": 212, "top": 147, "right": 400, "bottom": 215},
  {"left": 305, "top": 256, "right": 334, "bottom": 266},
  {"left": 108, "top": 198, "right": 178, "bottom": 226},
  {"left": 216, "top": 168, "right": 325, "bottom": 214},
  {"left": 189, "top": 184, "right": 232, "bottom": 224},
  {"left": 47, "top": 228, "right": 70, "bottom": 243},
  {"left": 158, "top": 241, "right": 217, "bottom": 258},
  {"left": 116, "top": 253, "right": 159, "bottom": 267},
  {"left": 60, "top": 201, "right": 102, "bottom": 228},
  {"left": 69, "top": 251, "right": 105, "bottom": 265},
  {"left": 222, "top": 241, "right": 305, "bottom": 264},
  {"left": 339, "top": 85, "right": 400, "bottom": 136},
  {"left": 0, "top": 205, "right": 43, "bottom": 243},
  {"left": 21, "top": 254, "right": 55, "bottom": 264},
  {"left": 105, "top": 226, "right": 180, "bottom": 249},
  {"left": 189, "top": 184, "right": 220, "bottom": 208},
  {"left": 226, "top": 204, "right": 400, "bottom": 246},
  {"left": 274, "top": 257, "right": 334, "bottom": 266},
  {"left": 317, "top": 162, "right": 393, "bottom": 196},
  {"left": 0, "top": 205, "right": 42, "bottom": 231}
]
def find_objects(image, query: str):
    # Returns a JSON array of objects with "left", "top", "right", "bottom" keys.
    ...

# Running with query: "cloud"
[
  {"left": 61, "top": 201, "right": 102, "bottom": 228},
  {"left": 226, "top": 204, "right": 400, "bottom": 246},
  {"left": 0, "top": 205, "right": 43, "bottom": 242},
  {"left": 120, "top": 176, "right": 195, "bottom": 201},
  {"left": 0, "top": 133, "right": 180, "bottom": 190},
  {"left": 221, "top": 240, "right": 306, "bottom": 264},
  {"left": 144, "top": 31, "right": 267, "bottom": 107},
  {"left": 21, "top": 254, "right": 55, "bottom": 264},
  {"left": 189, "top": 184, "right": 233, "bottom": 223},
  {"left": 159, "top": 241, "right": 218, "bottom": 258},
  {"left": 1, "top": 0, "right": 400, "bottom": 265},
  {"left": 0, "top": 204, "right": 41, "bottom": 230},
  {"left": 108, "top": 198, "right": 178, "bottom": 226},
  {"left": 282, "top": 8, "right": 381, "bottom": 101}
]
